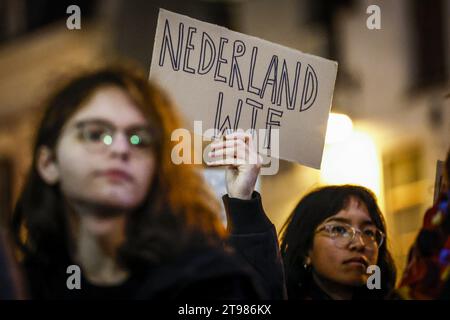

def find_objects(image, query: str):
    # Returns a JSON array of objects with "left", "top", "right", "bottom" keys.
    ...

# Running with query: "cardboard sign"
[{"left": 149, "top": 9, "right": 338, "bottom": 168}]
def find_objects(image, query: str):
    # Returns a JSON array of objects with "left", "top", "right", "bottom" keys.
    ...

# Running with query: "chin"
[
  {"left": 343, "top": 275, "right": 368, "bottom": 287},
  {"left": 91, "top": 190, "right": 145, "bottom": 210},
  {"left": 96, "top": 198, "right": 141, "bottom": 211}
]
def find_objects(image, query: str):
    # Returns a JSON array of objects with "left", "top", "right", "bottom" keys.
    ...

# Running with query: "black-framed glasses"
[
  {"left": 315, "top": 221, "right": 385, "bottom": 249},
  {"left": 75, "top": 120, "right": 156, "bottom": 153}
]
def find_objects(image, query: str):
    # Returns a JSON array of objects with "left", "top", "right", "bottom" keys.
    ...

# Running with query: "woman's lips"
[
  {"left": 98, "top": 169, "right": 133, "bottom": 182},
  {"left": 343, "top": 256, "right": 369, "bottom": 268}
]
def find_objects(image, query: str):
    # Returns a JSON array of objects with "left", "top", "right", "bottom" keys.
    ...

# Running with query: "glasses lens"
[
  {"left": 361, "top": 227, "right": 384, "bottom": 247},
  {"left": 323, "top": 223, "right": 384, "bottom": 248},
  {"left": 78, "top": 123, "right": 112, "bottom": 151},
  {"left": 77, "top": 121, "right": 156, "bottom": 153},
  {"left": 128, "top": 129, "right": 154, "bottom": 149},
  {"left": 328, "top": 224, "right": 350, "bottom": 237},
  {"left": 130, "top": 134, "right": 140, "bottom": 145},
  {"left": 325, "top": 223, "right": 353, "bottom": 248},
  {"left": 103, "top": 134, "right": 113, "bottom": 145}
]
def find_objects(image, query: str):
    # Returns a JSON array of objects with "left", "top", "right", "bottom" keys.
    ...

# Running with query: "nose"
[
  {"left": 108, "top": 132, "right": 131, "bottom": 160},
  {"left": 349, "top": 231, "right": 366, "bottom": 251}
]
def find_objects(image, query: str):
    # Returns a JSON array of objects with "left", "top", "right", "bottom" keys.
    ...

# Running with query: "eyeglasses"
[
  {"left": 75, "top": 120, "right": 156, "bottom": 154},
  {"left": 315, "top": 222, "right": 385, "bottom": 249}
]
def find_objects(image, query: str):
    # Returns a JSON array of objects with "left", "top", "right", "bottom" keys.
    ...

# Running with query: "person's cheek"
[
  {"left": 311, "top": 239, "right": 342, "bottom": 279},
  {"left": 59, "top": 160, "right": 88, "bottom": 198},
  {"left": 57, "top": 144, "right": 93, "bottom": 198},
  {"left": 135, "top": 158, "right": 155, "bottom": 199},
  {"left": 368, "top": 250, "right": 379, "bottom": 267}
]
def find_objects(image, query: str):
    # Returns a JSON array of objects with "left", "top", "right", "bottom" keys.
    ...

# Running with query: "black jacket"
[
  {"left": 23, "top": 192, "right": 285, "bottom": 300},
  {"left": 223, "top": 191, "right": 287, "bottom": 299},
  {"left": 24, "top": 245, "right": 264, "bottom": 299}
]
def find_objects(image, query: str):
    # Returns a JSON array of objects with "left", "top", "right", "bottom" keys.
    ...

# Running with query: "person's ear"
[
  {"left": 303, "top": 255, "right": 312, "bottom": 270},
  {"left": 36, "top": 146, "right": 60, "bottom": 185}
]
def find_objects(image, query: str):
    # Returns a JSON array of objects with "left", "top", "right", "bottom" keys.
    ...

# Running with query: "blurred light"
[
  {"left": 103, "top": 135, "right": 113, "bottom": 145},
  {"left": 320, "top": 130, "right": 383, "bottom": 204},
  {"left": 325, "top": 113, "right": 353, "bottom": 144},
  {"left": 130, "top": 135, "right": 140, "bottom": 145}
]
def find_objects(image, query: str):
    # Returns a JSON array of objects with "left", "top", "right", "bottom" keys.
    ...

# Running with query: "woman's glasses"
[
  {"left": 75, "top": 120, "right": 156, "bottom": 154},
  {"left": 315, "top": 221, "right": 385, "bottom": 249}
]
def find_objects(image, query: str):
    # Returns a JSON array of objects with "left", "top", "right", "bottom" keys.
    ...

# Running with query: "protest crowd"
[{"left": 0, "top": 1, "right": 449, "bottom": 304}]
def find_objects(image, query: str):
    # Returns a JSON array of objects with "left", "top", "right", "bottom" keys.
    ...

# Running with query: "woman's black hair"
[{"left": 280, "top": 185, "right": 397, "bottom": 299}]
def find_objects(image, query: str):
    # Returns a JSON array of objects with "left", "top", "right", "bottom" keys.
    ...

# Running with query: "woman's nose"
[
  {"left": 108, "top": 132, "right": 131, "bottom": 159},
  {"left": 349, "top": 231, "right": 366, "bottom": 250}
]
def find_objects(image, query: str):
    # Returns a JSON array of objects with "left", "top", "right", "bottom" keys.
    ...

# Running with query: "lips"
[
  {"left": 98, "top": 169, "right": 133, "bottom": 182},
  {"left": 343, "top": 256, "right": 369, "bottom": 268}
]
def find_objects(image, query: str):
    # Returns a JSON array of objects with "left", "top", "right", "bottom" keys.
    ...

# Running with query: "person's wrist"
[{"left": 228, "top": 189, "right": 253, "bottom": 200}]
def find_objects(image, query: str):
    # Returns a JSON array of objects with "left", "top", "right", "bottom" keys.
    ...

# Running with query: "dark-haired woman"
[
  {"left": 280, "top": 185, "right": 397, "bottom": 299},
  {"left": 11, "top": 64, "right": 276, "bottom": 299}
]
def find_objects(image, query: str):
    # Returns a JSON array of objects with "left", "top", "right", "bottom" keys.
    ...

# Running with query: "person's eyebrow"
[
  {"left": 324, "top": 216, "right": 375, "bottom": 227},
  {"left": 74, "top": 119, "right": 150, "bottom": 131},
  {"left": 74, "top": 118, "right": 114, "bottom": 128},
  {"left": 360, "top": 220, "right": 376, "bottom": 228},
  {"left": 324, "top": 217, "right": 351, "bottom": 224},
  {"left": 126, "top": 124, "right": 153, "bottom": 132}
]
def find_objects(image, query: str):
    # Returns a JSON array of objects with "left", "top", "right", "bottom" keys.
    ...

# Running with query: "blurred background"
[{"left": 0, "top": 0, "right": 449, "bottom": 281}]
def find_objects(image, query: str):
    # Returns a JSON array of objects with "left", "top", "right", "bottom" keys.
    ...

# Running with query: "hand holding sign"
[{"left": 207, "top": 132, "right": 262, "bottom": 200}]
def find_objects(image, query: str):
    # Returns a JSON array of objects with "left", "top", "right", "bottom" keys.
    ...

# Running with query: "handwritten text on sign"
[{"left": 150, "top": 9, "right": 337, "bottom": 168}]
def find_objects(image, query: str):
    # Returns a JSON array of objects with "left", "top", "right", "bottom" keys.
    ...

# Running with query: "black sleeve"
[{"left": 222, "top": 191, "right": 287, "bottom": 300}]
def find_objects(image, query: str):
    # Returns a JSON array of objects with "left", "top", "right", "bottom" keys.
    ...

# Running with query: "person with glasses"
[
  {"left": 280, "top": 185, "right": 397, "bottom": 299},
  {"left": 10, "top": 64, "right": 270, "bottom": 299}
]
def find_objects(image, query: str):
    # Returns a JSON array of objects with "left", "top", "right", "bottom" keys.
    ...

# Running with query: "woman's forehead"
[
  {"left": 328, "top": 197, "right": 373, "bottom": 225},
  {"left": 69, "top": 86, "right": 149, "bottom": 127}
]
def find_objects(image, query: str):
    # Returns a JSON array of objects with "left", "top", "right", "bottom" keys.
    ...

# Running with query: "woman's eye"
[
  {"left": 331, "top": 225, "right": 348, "bottom": 236},
  {"left": 129, "top": 130, "right": 153, "bottom": 148},
  {"left": 363, "top": 229, "right": 376, "bottom": 238},
  {"left": 83, "top": 127, "right": 107, "bottom": 142}
]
